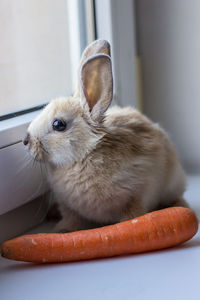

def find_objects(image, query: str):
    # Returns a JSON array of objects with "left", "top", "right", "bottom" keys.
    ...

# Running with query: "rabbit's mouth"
[
  {"left": 30, "top": 146, "right": 47, "bottom": 162},
  {"left": 24, "top": 135, "right": 48, "bottom": 162}
]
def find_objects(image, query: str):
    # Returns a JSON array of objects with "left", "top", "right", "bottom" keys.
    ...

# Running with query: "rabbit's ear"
[
  {"left": 74, "top": 40, "right": 111, "bottom": 97},
  {"left": 80, "top": 54, "right": 113, "bottom": 121}
]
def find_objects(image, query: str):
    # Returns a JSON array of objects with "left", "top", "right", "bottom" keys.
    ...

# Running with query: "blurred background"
[
  {"left": 0, "top": 0, "right": 200, "bottom": 239},
  {"left": 136, "top": 0, "right": 200, "bottom": 174}
]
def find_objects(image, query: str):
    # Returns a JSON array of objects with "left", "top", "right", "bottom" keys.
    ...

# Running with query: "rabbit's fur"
[{"left": 25, "top": 40, "right": 187, "bottom": 232}]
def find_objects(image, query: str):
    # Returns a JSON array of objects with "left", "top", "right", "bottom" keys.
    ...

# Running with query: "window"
[
  {"left": 0, "top": 0, "right": 95, "bottom": 118},
  {"left": 0, "top": 0, "right": 95, "bottom": 216}
]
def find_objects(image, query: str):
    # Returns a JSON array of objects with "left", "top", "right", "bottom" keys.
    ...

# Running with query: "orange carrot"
[{"left": 1, "top": 207, "right": 198, "bottom": 263}]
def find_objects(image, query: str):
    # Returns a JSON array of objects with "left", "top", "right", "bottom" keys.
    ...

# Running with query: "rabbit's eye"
[{"left": 53, "top": 119, "right": 67, "bottom": 131}]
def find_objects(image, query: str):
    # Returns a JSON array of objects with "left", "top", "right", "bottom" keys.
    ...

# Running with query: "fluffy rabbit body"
[{"left": 25, "top": 40, "right": 187, "bottom": 232}]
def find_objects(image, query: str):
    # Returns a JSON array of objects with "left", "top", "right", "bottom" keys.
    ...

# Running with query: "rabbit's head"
[{"left": 24, "top": 40, "right": 113, "bottom": 167}]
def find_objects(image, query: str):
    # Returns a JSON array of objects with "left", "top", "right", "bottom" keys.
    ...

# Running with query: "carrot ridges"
[{"left": 1, "top": 207, "right": 198, "bottom": 263}]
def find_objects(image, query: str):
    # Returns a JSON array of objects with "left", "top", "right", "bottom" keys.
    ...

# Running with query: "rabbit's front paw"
[
  {"left": 119, "top": 201, "right": 147, "bottom": 222},
  {"left": 53, "top": 215, "right": 85, "bottom": 233}
]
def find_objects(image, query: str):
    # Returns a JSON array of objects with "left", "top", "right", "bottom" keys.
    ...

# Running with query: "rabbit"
[{"left": 24, "top": 39, "right": 188, "bottom": 232}]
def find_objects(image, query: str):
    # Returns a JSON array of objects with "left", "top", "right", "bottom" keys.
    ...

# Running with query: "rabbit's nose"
[{"left": 23, "top": 133, "right": 30, "bottom": 145}]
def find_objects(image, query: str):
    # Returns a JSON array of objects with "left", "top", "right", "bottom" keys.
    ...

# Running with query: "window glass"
[{"left": 0, "top": 0, "right": 90, "bottom": 117}]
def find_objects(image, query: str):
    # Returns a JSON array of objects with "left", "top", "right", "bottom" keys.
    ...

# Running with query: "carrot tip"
[{"left": 1, "top": 246, "right": 8, "bottom": 258}]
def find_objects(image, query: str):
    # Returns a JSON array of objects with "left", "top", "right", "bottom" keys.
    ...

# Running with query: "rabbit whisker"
[
  {"left": 40, "top": 142, "right": 49, "bottom": 155},
  {"left": 15, "top": 154, "right": 33, "bottom": 175},
  {"left": 33, "top": 162, "right": 49, "bottom": 219}
]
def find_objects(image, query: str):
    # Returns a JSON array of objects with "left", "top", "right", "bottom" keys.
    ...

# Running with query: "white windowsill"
[{"left": 1, "top": 174, "right": 200, "bottom": 300}]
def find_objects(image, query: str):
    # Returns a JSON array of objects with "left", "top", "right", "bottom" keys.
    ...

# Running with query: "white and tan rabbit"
[{"left": 24, "top": 40, "right": 187, "bottom": 232}]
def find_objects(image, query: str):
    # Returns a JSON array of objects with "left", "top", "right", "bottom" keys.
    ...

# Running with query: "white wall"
[
  {"left": 136, "top": 0, "right": 200, "bottom": 173},
  {"left": 95, "top": 0, "right": 138, "bottom": 107}
]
